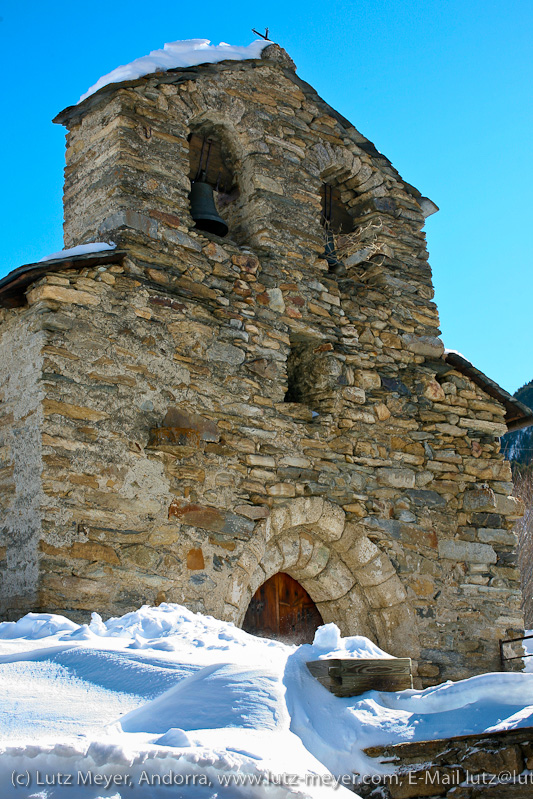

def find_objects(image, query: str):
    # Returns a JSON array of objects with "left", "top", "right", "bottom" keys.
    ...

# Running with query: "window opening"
[
  {"left": 189, "top": 136, "right": 228, "bottom": 237},
  {"left": 284, "top": 336, "right": 341, "bottom": 417},
  {"left": 320, "top": 183, "right": 352, "bottom": 275}
]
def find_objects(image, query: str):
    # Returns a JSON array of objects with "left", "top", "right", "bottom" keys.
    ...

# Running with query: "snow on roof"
[
  {"left": 39, "top": 241, "right": 116, "bottom": 262},
  {"left": 444, "top": 347, "right": 468, "bottom": 360},
  {"left": 78, "top": 39, "right": 270, "bottom": 104}
]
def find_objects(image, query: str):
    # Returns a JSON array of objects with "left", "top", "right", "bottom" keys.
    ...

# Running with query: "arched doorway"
[
  {"left": 224, "top": 498, "right": 420, "bottom": 659},
  {"left": 242, "top": 572, "right": 323, "bottom": 644}
]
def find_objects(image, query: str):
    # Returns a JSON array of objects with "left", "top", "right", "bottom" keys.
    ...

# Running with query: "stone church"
[{"left": 0, "top": 42, "right": 530, "bottom": 684}]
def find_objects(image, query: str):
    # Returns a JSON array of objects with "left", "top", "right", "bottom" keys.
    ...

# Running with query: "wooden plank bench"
[{"left": 307, "top": 657, "right": 413, "bottom": 697}]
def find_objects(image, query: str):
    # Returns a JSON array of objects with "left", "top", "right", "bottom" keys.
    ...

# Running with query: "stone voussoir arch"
[
  {"left": 307, "top": 141, "right": 360, "bottom": 183},
  {"left": 223, "top": 497, "right": 420, "bottom": 659},
  {"left": 306, "top": 141, "right": 391, "bottom": 212}
]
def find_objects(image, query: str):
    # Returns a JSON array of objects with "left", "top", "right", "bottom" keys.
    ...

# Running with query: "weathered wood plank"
[{"left": 307, "top": 658, "right": 413, "bottom": 697}]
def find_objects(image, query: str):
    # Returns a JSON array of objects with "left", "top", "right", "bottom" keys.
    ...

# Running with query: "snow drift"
[{"left": 1, "top": 603, "right": 533, "bottom": 798}]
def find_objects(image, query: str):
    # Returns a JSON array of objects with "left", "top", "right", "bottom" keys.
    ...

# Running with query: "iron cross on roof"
[{"left": 252, "top": 27, "right": 270, "bottom": 40}]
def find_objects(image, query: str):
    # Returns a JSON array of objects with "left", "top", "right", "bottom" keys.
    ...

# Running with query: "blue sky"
[{"left": 1, "top": 0, "right": 531, "bottom": 393}]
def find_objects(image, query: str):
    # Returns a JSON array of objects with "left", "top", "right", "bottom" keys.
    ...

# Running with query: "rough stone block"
[
  {"left": 336, "top": 526, "right": 378, "bottom": 562},
  {"left": 245, "top": 358, "right": 279, "bottom": 380},
  {"left": 168, "top": 500, "right": 255, "bottom": 537},
  {"left": 459, "top": 417, "right": 508, "bottom": 436},
  {"left": 463, "top": 487, "right": 497, "bottom": 512},
  {"left": 245, "top": 454, "right": 276, "bottom": 468},
  {"left": 99, "top": 209, "right": 158, "bottom": 239},
  {"left": 381, "top": 376, "right": 410, "bottom": 396},
  {"left": 252, "top": 174, "right": 284, "bottom": 194},
  {"left": 265, "top": 288, "right": 285, "bottom": 312},
  {"left": 438, "top": 539, "right": 497, "bottom": 564},
  {"left": 424, "top": 378, "right": 445, "bottom": 401},
  {"left": 267, "top": 483, "right": 296, "bottom": 497},
  {"left": 303, "top": 555, "right": 355, "bottom": 601},
  {"left": 380, "top": 331, "right": 403, "bottom": 349},
  {"left": 234, "top": 505, "right": 270, "bottom": 520},
  {"left": 388, "top": 767, "right": 463, "bottom": 798},
  {"left": 315, "top": 501, "right": 346, "bottom": 541},
  {"left": 461, "top": 744, "right": 524, "bottom": 775},
  {"left": 27, "top": 285, "right": 100, "bottom": 307},
  {"left": 163, "top": 228, "right": 203, "bottom": 251},
  {"left": 365, "top": 575, "right": 407, "bottom": 609},
  {"left": 493, "top": 494, "right": 524, "bottom": 518},
  {"left": 43, "top": 400, "right": 108, "bottom": 422},
  {"left": 374, "top": 403, "right": 391, "bottom": 421},
  {"left": 148, "top": 427, "right": 201, "bottom": 451},
  {"left": 207, "top": 342, "right": 245, "bottom": 365},
  {"left": 186, "top": 548, "right": 205, "bottom": 570},
  {"left": 342, "top": 386, "right": 366, "bottom": 404},
  {"left": 477, "top": 528, "right": 518, "bottom": 546},
  {"left": 406, "top": 489, "right": 446, "bottom": 508},
  {"left": 121, "top": 544, "right": 160, "bottom": 571},
  {"left": 288, "top": 497, "right": 325, "bottom": 528},
  {"left": 297, "top": 541, "right": 330, "bottom": 579},
  {"left": 69, "top": 542, "right": 119, "bottom": 564},
  {"left": 276, "top": 533, "right": 301, "bottom": 569},
  {"left": 355, "top": 370, "right": 381, "bottom": 390},
  {"left": 162, "top": 407, "right": 220, "bottom": 442},
  {"left": 377, "top": 468, "right": 416, "bottom": 489},
  {"left": 355, "top": 553, "right": 396, "bottom": 587},
  {"left": 373, "top": 604, "right": 421, "bottom": 659},
  {"left": 402, "top": 334, "right": 444, "bottom": 358}
]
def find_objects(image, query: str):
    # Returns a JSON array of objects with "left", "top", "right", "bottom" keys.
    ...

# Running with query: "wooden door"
[{"left": 242, "top": 572, "right": 323, "bottom": 644}]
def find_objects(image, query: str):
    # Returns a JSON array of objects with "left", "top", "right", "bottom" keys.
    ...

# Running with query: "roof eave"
[
  {"left": 444, "top": 351, "right": 533, "bottom": 433},
  {"left": 0, "top": 250, "right": 127, "bottom": 309}
]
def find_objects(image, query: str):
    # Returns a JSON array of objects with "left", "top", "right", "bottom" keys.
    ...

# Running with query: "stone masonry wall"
[
  {"left": 359, "top": 727, "right": 533, "bottom": 798},
  {"left": 0, "top": 306, "right": 45, "bottom": 612},
  {"left": 0, "top": 48, "right": 524, "bottom": 682}
]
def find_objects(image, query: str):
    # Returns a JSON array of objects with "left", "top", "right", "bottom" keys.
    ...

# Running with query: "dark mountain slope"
[{"left": 502, "top": 380, "right": 533, "bottom": 471}]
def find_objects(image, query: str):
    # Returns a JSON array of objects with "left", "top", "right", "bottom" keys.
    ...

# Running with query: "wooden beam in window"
[
  {"left": 321, "top": 184, "right": 353, "bottom": 234},
  {"left": 188, "top": 133, "right": 235, "bottom": 193}
]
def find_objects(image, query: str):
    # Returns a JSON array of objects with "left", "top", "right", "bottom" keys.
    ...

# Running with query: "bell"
[{"left": 189, "top": 178, "right": 228, "bottom": 237}]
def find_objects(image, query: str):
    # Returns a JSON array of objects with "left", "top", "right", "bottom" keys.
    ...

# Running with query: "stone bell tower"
[{"left": 0, "top": 41, "right": 529, "bottom": 684}]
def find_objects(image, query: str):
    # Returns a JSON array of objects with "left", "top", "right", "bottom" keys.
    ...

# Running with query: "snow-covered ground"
[
  {"left": 523, "top": 630, "right": 533, "bottom": 672},
  {"left": 2, "top": 604, "right": 533, "bottom": 798}
]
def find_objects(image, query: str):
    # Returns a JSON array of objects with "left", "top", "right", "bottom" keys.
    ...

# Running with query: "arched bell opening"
[
  {"left": 188, "top": 125, "right": 243, "bottom": 240},
  {"left": 320, "top": 182, "right": 354, "bottom": 275},
  {"left": 242, "top": 572, "right": 324, "bottom": 644}
]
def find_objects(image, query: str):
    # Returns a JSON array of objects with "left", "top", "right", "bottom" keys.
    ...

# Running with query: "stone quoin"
[{"left": 0, "top": 41, "right": 531, "bottom": 684}]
